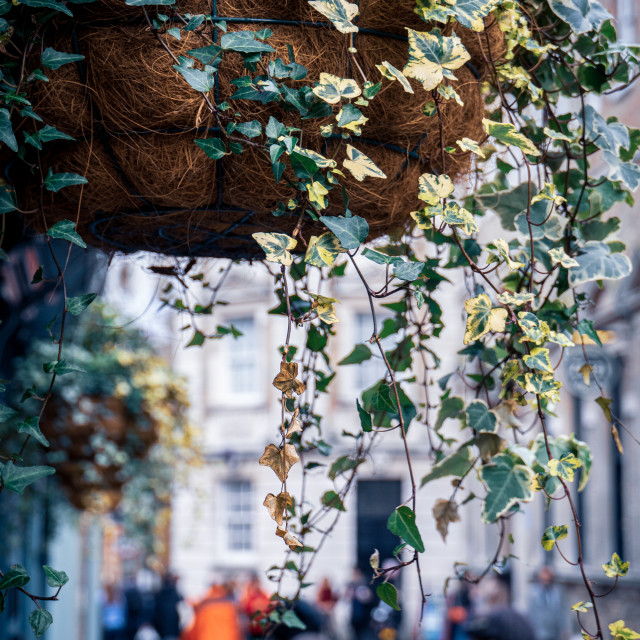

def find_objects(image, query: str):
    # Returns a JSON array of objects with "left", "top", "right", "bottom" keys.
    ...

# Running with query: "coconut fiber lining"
[{"left": 22, "top": 0, "right": 505, "bottom": 259}]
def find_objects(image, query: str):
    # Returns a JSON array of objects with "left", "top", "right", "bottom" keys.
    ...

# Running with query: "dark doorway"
[{"left": 356, "top": 479, "right": 402, "bottom": 574}]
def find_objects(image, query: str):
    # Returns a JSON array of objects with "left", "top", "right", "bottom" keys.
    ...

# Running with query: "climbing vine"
[{"left": 1, "top": 0, "right": 640, "bottom": 638}]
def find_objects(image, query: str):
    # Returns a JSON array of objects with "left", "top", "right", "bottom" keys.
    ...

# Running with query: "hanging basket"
[
  {"left": 22, "top": 0, "right": 504, "bottom": 259},
  {"left": 41, "top": 395, "right": 157, "bottom": 510}
]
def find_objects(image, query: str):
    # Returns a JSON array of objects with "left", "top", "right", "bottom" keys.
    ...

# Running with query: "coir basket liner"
[{"left": 23, "top": 0, "right": 504, "bottom": 259}]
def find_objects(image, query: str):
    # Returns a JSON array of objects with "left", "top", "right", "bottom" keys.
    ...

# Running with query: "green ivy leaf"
[
  {"left": 187, "top": 330, "right": 206, "bottom": 347},
  {"left": 0, "top": 564, "right": 30, "bottom": 590},
  {"left": 0, "top": 109, "right": 18, "bottom": 152},
  {"left": 321, "top": 490, "right": 346, "bottom": 511},
  {"left": 0, "top": 184, "right": 17, "bottom": 214},
  {"left": 568, "top": 241, "right": 632, "bottom": 287},
  {"left": 66, "top": 293, "right": 97, "bottom": 316},
  {"left": 46, "top": 220, "right": 87, "bottom": 248},
  {"left": 172, "top": 56, "right": 215, "bottom": 93},
  {"left": 376, "top": 583, "right": 400, "bottom": 611},
  {"left": 0, "top": 403, "right": 18, "bottom": 422},
  {"left": 465, "top": 400, "right": 497, "bottom": 433},
  {"left": 541, "top": 524, "right": 568, "bottom": 551},
  {"left": 480, "top": 453, "right": 534, "bottom": 523},
  {"left": 43, "top": 169, "right": 87, "bottom": 193},
  {"left": 356, "top": 399, "right": 372, "bottom": 433},
  {"left": 43, "top": 565, "right": 69, "bottom": 588},
  {"left": 319, "top": 215, "right": 369, "bottom": 250},
  {"left": 195, "top": 137, "right": 226, "bottom": 159},
  {"left": 29, "top": 609, "right": 53, "bottom": 639},
  {"left": 22, "top": 0, "right": 73, "bottom": 15},
  {"left": 40, "top": 47, "right": 84, "bottom": 70},
  {"left": 0, "top": 461, "right": 55, "bottom": 494},
  {"left": 17, "top": 417, "right": 49, "bottom": 448},
  {"left": 387, "top": 506, "right": 425, "bottom": 552},
  {"left": 523, "top": 347, "right": 553, "bottom": 373},
  {"left": 415, "top": 0, "right": 499, "bottom": 32},
  {"left": 547, "top": 0, "right": 610, "bottom": 35},
  {"left": 421, "top": 445, "right": 474, "bottom": 486},
  {"left": 219, "top": 30, "right": 275, "bottom": 53},
  {"left": 339, "top": 344, "right": 372, "bottom": 365},
  {"left": 281, "top": 609, "right": 306, "bottom": 629}
]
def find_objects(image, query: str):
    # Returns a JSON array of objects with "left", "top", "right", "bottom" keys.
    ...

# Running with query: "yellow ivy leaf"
[
  {"left": 259, "top": 443, "right": 300, "bottom": 482},
  {"left": 611, "top": 424, "right": 624, "bottom": 455},
  {"left": 482, "top": 118, "right": 541, "bottom": 157},
  {"left": 343, "top": 144, "right": 387, "bottom": 181},
  {"left": 492, "top": 238, "right": 525, "bottom": 270},
  {"left": 457, "top": 137, "right": 486, "bottom": 158},
  {"left": 376, "top": 61, "right": 414, "bottom": 93},
  {"left": 571, "top": 601, "right": 592, "bottom": 612},
  {"left": 273, "top": 361, "right": 306, "bottom": 398},
  {"left": 549, "top": 247, "right": 579, "bottom": 268},
  {"left": 497, "top": 291, "right": 535, "bottom": 306},
  {"left": 308, "top": 292, "right": 340, "bottom": 325},
  {"left": 442, "top": 202, "right": 478, "bottom": 235},
  {"left": 307, "top": 180, "right": 329, "bottom": 210},
  {"left": 293, "top": 146, "right": 337, "bottom": 169},
  {"left": 410, "top": 208, "right": 433, "bottom": 230},
  {"left": 603, "top": 553, "right": 630, "bottom": 578},
  {"left": 263, "top": 491, "right": 292, "bottom": 526},
  {"left": 252, "top": 232, "right": 297, "bottom": 266},
  {"left": 609, "top": 620, "right": 640, "bottom": 640},
  {"left": 531, "top": 182, "right": 566, "bottom": 206},
  {"left": 544, "top": 126, "right": 572, "bottom": 142},
  {"left": 305, "top": 232, "right": 345, "bottom": 268},
  {"left": 523, "top": 347, "right": 553, "bottom": 373},
  {"left": 579, "top": 363, "right": 593, "bottom": 386},
  {"left": 404, "top": 28, "right": 470, "bottom": 91},
  {"left": 418, "top": 173, "right": 454, "bottom": 205},
  {"left": 464, "top": 294, "right": 508, "bottom": 344},
  {"left": 336, "top": 106, "right": 369, "bottom": 134},
  {"left": 548, "top": 453, "right": 582, "bottom": 482}
]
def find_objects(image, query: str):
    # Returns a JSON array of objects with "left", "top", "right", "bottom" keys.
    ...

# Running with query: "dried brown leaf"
[
  {"left": 433, "top": 499, "right": 460, "bottom": 541},
  {"left": 263, "top": 491, "right": 292, "bottom": 526},
  {"left": 259, "top": 444, "right": 300, "bottom": 482},
  {"left": 286, "top": 408, "right": 302, "bottom": 438},
  {"left": 273, "top": 361, "right": 306, "bottom": 398},
  {"left": 275, "top": 526, "right": 303, "bottom": 550},
  {"left": 611, "top": 424, "right": 624, "bottom": 455}
]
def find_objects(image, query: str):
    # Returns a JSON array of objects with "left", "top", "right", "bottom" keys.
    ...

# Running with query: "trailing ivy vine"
[{"left": 1, "top": 0, "right": 640, "bottom": 637}]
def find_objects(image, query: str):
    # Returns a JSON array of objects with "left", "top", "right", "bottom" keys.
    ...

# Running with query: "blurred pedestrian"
[
  {"left": 527, "top": 567, "right": 568, "bottom": 640},
  {"left": 239, "top": 571, "right": 272, "bottom": 638},
  {"left": 317, "top": 577, "right": 338, "bottom": 614},
  {"left": 442, "top": 577, "right": 473, "bottom": 640},
  {"left": 153, "top": 573, "right": 183, "bottom": 640},
  {"left": 102, "top": 584, "right": 126, "bottom": 640},
  {"left": 345, "top": 567, "right": 375, "bottom": 640},
  {"left": 180, "top": 581, "right": 242, "bottom": 640},
  {"left": 464, "top": 574, "right": 535, "bottom": 640}
]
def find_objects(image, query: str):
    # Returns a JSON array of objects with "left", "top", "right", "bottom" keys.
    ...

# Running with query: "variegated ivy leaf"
[
  {"left": 418, "top": 173, "right": 454, "bottom": 205},
  {"left": 457, "top": 137, "right": 485, "bottom": 158},
  {"left": 479, "top": 453, "right": 534, "bottom": 523},
  {"left": 376, "top": 61, "right": 414, "bottom": 93},
  {"left": 437, "top": 84, "right": 463, "bottom": 106},
  {"left": 543, "top": 126, "right": 572, "bottom": 142},
  {"left": 465, "top": 400, "right": 498, "bottom": 433},
  {"left": 293, "top": 146, "right": 337, "bottom": 169},
  {"left": 312, "top": 72, "right": 361, "bottom": 104},
  {"left": 609, "top": 620, "right": 640, "bottom": 640},
  {"left": 524, "top": 372, "right": 561, "bottom": 399},
  {"left": 497, "top": 291, "right": 535, "bottom": 306},
  {"left": 410, "top": 209, "right": 433, "bottom": 230},
  {"left": 307, "top": 181, "right": 329, "bottom": 210},
  {"left": 548, "top": 331, "right": 574, "bottom": 348},
  {"left": 336, "top": 104, "right": 368, "bottom": 134},
  {"left": 305, "top": 232, "right": 345, "bottom": 267},
  {"left": 547, "top": 0, "right": 610, "bottom": 35},
  {"left": 571, "top": 601, "right": 592, "bottom": 613},
  {"left": 404, "top": 28, "right": 470, "bottom": 92},
  {"left": 308, "top": 0, "right": 359, "bottom": 33},
  {"left": 602, "top": 552, "right": 630, "bottom": 578},
  {"left": 252, "top": 232, "right": 297, "bottom": 266},
  {"left": 415, "top": 0, "right": 499, "bottom": 32},
  {"left": 343, "top": 144, "right": 387, "bottom": 181},
  {"left": 308, "top": 292, "right": 339, "bottom": 324},
  {"left": 442, "top": 203, "right": 478, "bottom": 235},
  {"left": 548, "top": 453, "right": 582, "bottom": 482},
  {"left": 531, "top": 182, "right": 566, "bottom": 207},
  {"left": 482, "top": 118, "right": 541, "bottom": 157},
  {"left": 518, "top": 312, "right": 547, "bottom": 343},
  {"left": 541, "top": 524, "right": 568, "bottom": 551},
  {"left": 464, "top": 294, "right": 508, "bottom": 344},
  {"left": 491, "top": 238, "right": 525, "bottom": 270},
  {"left": 568, "top": 241, "right": 632, "bottom": 287},
  {"left": 548, "top": 247, "right": 579, "bottom": 268},
  {"left": 523, "top": 347, "right": 553, "bottom": 373}
]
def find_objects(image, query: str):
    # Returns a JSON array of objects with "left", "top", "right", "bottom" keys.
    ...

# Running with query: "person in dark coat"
[{"left": 153, "top": 574, "right": 182, "bottom": 640}]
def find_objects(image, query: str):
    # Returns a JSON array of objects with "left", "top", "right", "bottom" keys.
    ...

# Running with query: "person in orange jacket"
[
  {"left": 180, "top": 583, "right": 243, "bottom": 640},
  {"left": 238, "top": 572, "right": 273, "bottom": 638}
]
